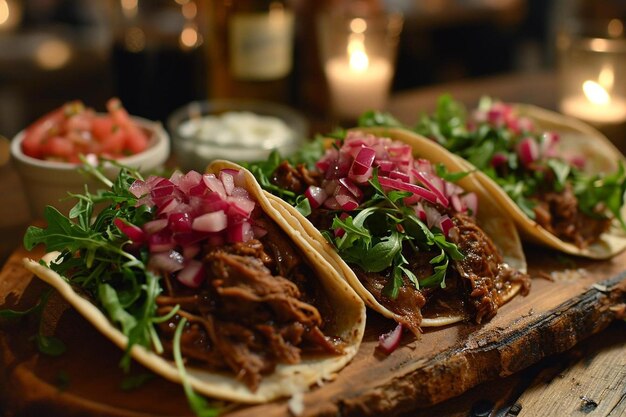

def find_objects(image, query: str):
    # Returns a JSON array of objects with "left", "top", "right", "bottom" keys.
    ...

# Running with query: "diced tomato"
[
  {"left": 19, "top": 99, "right": 150, "bottom": 163},
  {"left": 100, "top": 126, "right": 126, "bottom": 154},
  {"left": 40, "top": 136, "right": 76, "bottom": 160},
  {"left": 91, "top": 116, "right": 116, "bottom": 141},
  {"left": 107, "top": 97, "right": 132, "bottom": 129},
  {"left": 124, "top": 129, "right": 149, "bottom": 154}
]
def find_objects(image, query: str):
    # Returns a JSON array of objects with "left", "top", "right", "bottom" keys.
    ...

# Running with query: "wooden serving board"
[{"left": 0, "top": 243, "right": 625, "bottom": 417}]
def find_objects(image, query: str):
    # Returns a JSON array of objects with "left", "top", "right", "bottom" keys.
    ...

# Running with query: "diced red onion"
[
  {"left": 150, "top": 178, "right": 175, "bottom": 199},
  {"left": 378, "top": 323, "right": 403, "bottom": 354},
  {"left": 518, "top": 137, "right": 539, "bottom": 166},
  {"left": 335, "top": 193, "right": 359, "bottom": 211},
  {"left": 338, "top": 177, "right": 363, "bottom": 199},
  {"left": 176, "top": 260, "right": 205, "bottom": 288},
  {"left": 304, "top": 185, "right": 327, "bottom": 209},
  {"left": 412, "top": 170, "right": 449, "bottom": 207},
  {"left": 423, "top": 204, "right": 442, "bottom": 229},
  {"left": 220, "top": 171, "right": 235, "bottom": 195},
  {"left": 490, "top": 152, "right": 508, "bottom": 168},
  {"left": 450, "top": 194, "right": 464, "bottom": 213},
  {"left": 227, "top": 221, "right": 253, "bottom": 243},
  {"left": 462, "top": 193, "right": 478, "bottom": 215},
  {"left": 178, "top": 170, "right": 203, "bottom": 193},
  {"left": 129, "top": 179, "right": 150, "bottom": 198},
  {"left": 143, "top": 218, "right": 168, "bottom": 234},
  {"left": 227, "top": 196, "right": 256, "bottom": 218},
  {"left": 192, "top": 210, "right": 228, "bottom": 232},
  {"left": 148, "top": 230, "right": 174, "bottom": 252},
  {"left": 323, "top": 196, "right": 341, "bottom": 210},
  {"left": 158, "top": 197, "right": 182, "bottom": 216},
  {"left": 148, "top": 250, "right": 184, "bottom": 273},
  {"left": 168, "top": 212, "right": 192, "bottom": 233},
  {"left": 114, "top": 218, "right": 146, "bottom": 243},
  {"left": 388, "top": 170, "right": 411, "bottom": 183},
  {"left": 378, "top": 176, "right": 438, "bottom": 205},
  {"left": 439, "top": 215, "right": 454, "bottom": 237},
  {"left": 354, "top": 146, "right": 376, "bottom": 170},
  {"left": 203, "top": 174, "right": 226, "bottom": 196}
]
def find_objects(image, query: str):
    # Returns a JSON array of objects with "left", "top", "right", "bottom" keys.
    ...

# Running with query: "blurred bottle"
[
  {"left": 208, "top": 0, "right": 295, "bottom": 104},
  {"left": 110, "top": 0, "right": 208, "bottom": 123}
]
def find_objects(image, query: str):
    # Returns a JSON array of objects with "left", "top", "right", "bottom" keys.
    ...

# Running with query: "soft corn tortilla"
[
  {"left": 23, "top": 162, "right": 366, "bottom": 404},
  {"left": 454, "top": 104, "right": 626, "bottom": 259},
  {"left": 266, "top": 127, "right": 528, "bottom": 328}
]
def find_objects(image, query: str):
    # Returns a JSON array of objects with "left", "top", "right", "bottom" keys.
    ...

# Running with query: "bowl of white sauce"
[{"left": 168, "top": 100, "right": 309, "bottom": 171}]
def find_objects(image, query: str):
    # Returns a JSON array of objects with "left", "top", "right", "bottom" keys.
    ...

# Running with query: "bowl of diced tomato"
[{"left": 10, "top": 98, "right": 170, "bottom": 218}]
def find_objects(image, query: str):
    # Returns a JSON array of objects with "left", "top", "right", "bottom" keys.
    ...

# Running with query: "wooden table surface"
[{"left": 0, "top": 71, "right": 625, "bottom": 417}]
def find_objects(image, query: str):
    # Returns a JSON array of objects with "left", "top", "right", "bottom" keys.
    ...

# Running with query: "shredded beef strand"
[
  {"left": 532, "top": 183, "right": 611, "bottom": 248},
  {"left": 450, "top": 213, "right": 530, "bottom": 324},
  {"left": 156, "top": 230, "right": 343, "bottom": 391}
]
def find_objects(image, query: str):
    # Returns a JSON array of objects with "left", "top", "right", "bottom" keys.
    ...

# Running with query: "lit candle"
[
  {"left": 324, "top": 29, "right": 393, "bottom": 120},
  {"left": 560, "top": 80, "right": 626, "bottom": 124},
  {"left": 0, "top": 0, "right": 22, "bottom": 32}
]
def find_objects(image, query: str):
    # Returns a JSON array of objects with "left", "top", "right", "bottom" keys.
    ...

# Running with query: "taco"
[
  {"left": 374, "top": 95, "right": 626, "bottom": 259},
  {"left": 249, "top": 128, "right": 530, "bottom": 336},
  {"left": 22, "top": 163, "right": 366, "bottom": 404}
]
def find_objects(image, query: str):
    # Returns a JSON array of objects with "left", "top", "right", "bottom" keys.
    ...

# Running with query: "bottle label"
[{"left": 229, "top": 10, "right": 294, "bottom": 81}]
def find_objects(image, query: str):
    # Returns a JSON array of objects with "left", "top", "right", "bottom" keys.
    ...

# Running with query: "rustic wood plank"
[
  {"left": 0, "top": 243, "right": 625, "bottom": 417},
  {"left": 515, "top": 321, "right": 626, "bottom": 417}
]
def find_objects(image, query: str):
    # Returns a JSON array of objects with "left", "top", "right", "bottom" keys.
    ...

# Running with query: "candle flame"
[
  {"left": 599, "top": 65, "right": 615, "bottom": 90},
  {"left": 0, "top": 1, "right": 9, "bottom": 26},
  {"left": 583, "top": 80, "right": 610, "bottom": 106},
  {"left": 347, "top": 35, "right": 369, "bottom": 72}
]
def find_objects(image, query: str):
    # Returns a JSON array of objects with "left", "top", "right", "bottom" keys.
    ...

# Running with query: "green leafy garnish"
[
  {"left": 173, "top": 318, "right": 222, "bottom": 417},
  {"left": 328, "top": 171, "right": 464, "bottom": 297},
  {"left": 1, "top": 288, "right": 66, "bottom": 356},
  {"left": 360, "top": 96, "right": 626, "bottom": 234},
  {"left": 120, "top": 372, "right": 155, "bottom": 391}
]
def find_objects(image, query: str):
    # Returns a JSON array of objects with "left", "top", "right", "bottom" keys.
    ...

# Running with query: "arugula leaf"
[
  {"left": 547, "top": 159, "right": 570, "bottom": 192},
  {"left": 120, "top": 372, "right": 155, "bottom": 391},
  {"left": 99, "top": 283, "right": 138, "bottom": 337},
  {"left": 357, "top": 111, "right": 404, "bottom": 128},
  {"left": 361, "top": 231, "right": 403, "bottom": 273},
  {"left": 34, "top": 334, "right": 66, "bottom": 356},
  {"left": 415, "top": 94, "right": 626, "bottom": 236},
  {"left": 173, "top": 318, "right": 222, "bottom": 417}
]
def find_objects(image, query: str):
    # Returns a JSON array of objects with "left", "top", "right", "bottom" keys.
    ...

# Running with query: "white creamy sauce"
[{"left": 178, "top": 111, "right": 294, "bottom": 149}]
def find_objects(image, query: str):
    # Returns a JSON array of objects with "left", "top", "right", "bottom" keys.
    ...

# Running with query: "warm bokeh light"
[
  {"left": 182, "top": 1, "right": 197, "bottom": 19},
  {"left": 35, "top": 39, "right": 72, "bottom": 70},
  {"left": 125, "top": 26, "right": 146, "bottom": 52},
  {"left": 121, "top": 0, "right": 138, "bottom": 19},
  {"left": 608, "top": 19, "right": 624, "bottom": 38},
  {"left": 180, "top": 24, "right": 202, "bottom": 49},
  {"left": 350, "top": 18, "right": 367, "bottom": 34},
  {"left": 599, "top": 65, "right": 615, "bottom": 90},
  {"left": 583, "top": 80, "right": 610, "bottom": 105},
  {"left": 0, "top": 1, "right": 9, "bottom": 26}
]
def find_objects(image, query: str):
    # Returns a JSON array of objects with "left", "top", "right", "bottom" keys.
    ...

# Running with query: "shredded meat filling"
[
  {"left": 532, "top": 183, "right": 611, "bottom": 248},
  {"left": 271, "top": 162, "right": 530, "bottom": 333},
  {"left": 156, "top": 220, "right": 343, "bottom": 391}
]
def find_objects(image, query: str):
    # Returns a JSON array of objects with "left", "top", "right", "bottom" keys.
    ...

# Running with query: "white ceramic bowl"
[
  {"left": 10, "top": 116, "right": 170, "bottom": 219},
  {"left": 167, "top": 99, "right": 308, "bottom": 172}
]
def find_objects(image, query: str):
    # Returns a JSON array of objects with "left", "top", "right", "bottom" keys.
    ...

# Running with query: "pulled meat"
[
  {"left": 450, "top": 213, "right": 530, "bottom": 324},
  {"left": 270, "top": 161, "right": 530, "bottom": 333},
  {"left": 532, "top": 183, "right": 611, "bottom": 248},
  {"left": 156, "top": 220, "right": 343, "bottom": 391},
  {"left": 271, "top": 161, "right": 321, "bottom": 195}
]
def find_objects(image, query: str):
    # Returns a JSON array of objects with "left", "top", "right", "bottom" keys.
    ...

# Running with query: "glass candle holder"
[
  {"left": 317, "top": 9, "right": 403, "bottom": 122},
  {"left": 557, "top": 19, "right": 626, "bottom": 126}
]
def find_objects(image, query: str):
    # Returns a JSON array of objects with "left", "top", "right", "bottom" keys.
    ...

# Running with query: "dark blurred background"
[{"left": 0, "top": 0, "right": 624, "bottom": 138}]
